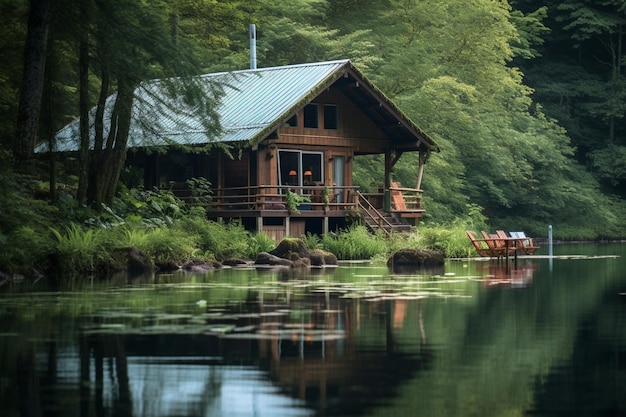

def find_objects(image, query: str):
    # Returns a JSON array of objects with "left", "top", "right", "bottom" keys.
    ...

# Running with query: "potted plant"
[{"left": 285, "top": 190, "right": 311, "bottom": 214}]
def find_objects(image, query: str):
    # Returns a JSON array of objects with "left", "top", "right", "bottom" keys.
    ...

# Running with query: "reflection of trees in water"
[
  {"left": 80, "top": 333, "right": 229, "bottom": 417},
  {"left": 79, "top": 334, "right": 133, "bottom": 417},
  {"left": 17, "top": 345, "right": 42, "bottom": 417},
  {"left": 2, "top": 269, "right": 454, "bottom": 417},
  {"left": 68, "top": 290, "right": 435, "bottom": 417}
]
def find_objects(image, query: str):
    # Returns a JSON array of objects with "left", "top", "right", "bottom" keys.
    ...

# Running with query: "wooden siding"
[
  {"left": 253, "top": 85, "right": 395, "bottom": 190},
  {"left": 279, "top": 88, "right": 388, "bottom": 147}
]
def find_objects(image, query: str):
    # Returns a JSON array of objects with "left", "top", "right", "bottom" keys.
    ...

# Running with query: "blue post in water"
[
  {"left": 548, "top": 225, "right": 553, "bottom": 257},
  {"left": 548, "top": 224, "right": 553, "bottom": 272}
]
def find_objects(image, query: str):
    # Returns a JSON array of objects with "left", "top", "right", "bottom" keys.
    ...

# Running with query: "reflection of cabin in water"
[
  {"left": 50, "top": 60, "right": 439, "bottom": 238},
  {"left": 79, "top": 289, "right": 432, "bottom": 415}
]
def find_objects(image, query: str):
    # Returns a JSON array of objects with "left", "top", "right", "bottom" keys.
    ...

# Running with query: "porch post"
[
  {"left": 416, "top": 151, "right": 427, "bottom": 190},
  {"left": 384, "top": 150, "right": 392, "bottom": 211}
]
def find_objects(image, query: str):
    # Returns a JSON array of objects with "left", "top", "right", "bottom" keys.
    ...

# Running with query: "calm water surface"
[{"left": 1, "top": 243, "right": 624, "bottom": 417}]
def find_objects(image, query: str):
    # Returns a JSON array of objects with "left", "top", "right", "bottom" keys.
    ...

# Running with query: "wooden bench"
[
  {"left": 466, "top": 231, "right": 509, "bottom": 258},
  {"left": 497, "top": 230, "right": 539, "bottom": 255}
]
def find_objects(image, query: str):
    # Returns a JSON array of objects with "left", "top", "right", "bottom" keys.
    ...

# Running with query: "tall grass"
[
  {"left": 50, "top": 223, "right": 111, "bottom": 274},
  {"left": 415, "top": 224, "right": 473, "bottom": 258},
  {"left": 415, "top": 211, "right": 488, "bottom": 257},
  {"left": 319, "top": 225, "right": 388, "bottom": 260}
]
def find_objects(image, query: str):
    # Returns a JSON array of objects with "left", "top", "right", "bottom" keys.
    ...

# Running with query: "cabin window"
[
  {"left": 324, "top": 104, "right": 338, "bottom": 130},
  {"left": 285, "top": 114, "right": 298, "bottom": 127},
  {"left": 278, "top": 150, "right": 323, "bottom": 189},
  {"left": 303, "top": 104, "right": 318, "bottom": 128}
]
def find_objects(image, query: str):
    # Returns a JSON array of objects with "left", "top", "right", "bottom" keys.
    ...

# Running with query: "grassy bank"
[{"left": 0, "top": 178, "right": 499, "bottom": 278}]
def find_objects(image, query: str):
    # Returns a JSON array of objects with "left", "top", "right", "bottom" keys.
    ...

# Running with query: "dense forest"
[{"left": 1, "top": 0, "right": 625, "bottom": 257}]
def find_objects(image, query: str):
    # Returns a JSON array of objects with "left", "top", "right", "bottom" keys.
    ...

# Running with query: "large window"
[{"left": 278, "top": 150, "right": 323, "bottom": 188}]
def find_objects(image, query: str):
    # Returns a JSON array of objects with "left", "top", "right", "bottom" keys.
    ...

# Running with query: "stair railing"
[{"left": 354, "top": 191, "right": 394, "bottom": 236}]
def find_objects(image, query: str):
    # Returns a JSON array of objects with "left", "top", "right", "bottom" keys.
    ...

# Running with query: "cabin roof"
[{"left": 41, "top": 59, "right": 438, "bottom": 153}]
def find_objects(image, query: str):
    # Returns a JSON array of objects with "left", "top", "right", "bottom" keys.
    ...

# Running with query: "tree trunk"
[
  {"left": 77, "top": 1, "right": 90, "bottom": 203},
  {"left": 94, "top": 78, "right": 135, "bottom": 207},
  {"left": 87, "top": 69, "right": 110, "bottom": 207},
  {"left": 13, "top": 0, "right": 50, "bottom": 170}
]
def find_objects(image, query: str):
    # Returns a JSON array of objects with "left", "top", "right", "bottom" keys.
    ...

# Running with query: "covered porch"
[{"left": 172, "top": 182, "right": 425, "bottom": 240}]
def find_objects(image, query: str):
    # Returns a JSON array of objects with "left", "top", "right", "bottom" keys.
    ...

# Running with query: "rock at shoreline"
[
  {"left": 128, "top": 247, "right": 154, "bottom": 273},
  {"left": 182, "top": 260, "right": 214, "bottom": 273},
  {"left": 255, "top": 238, "right": 338, "bottom": 268},
  {"left": 309, "top": 249, "right": 338, "bottom": 266},
  {"left": 222, "top": 258, "right": 249, "bottom": 267},
  {"left": 268, "top": 238, "right": 309, "bottom": 259},
  {"left": 387, "top": 248, "right": 445, "bottom": 270},
  {"left": 155, "top": 260, "right": 180, "bottom": 272},
  {"left": 255, "top": 252, "right": 294, "bottom": 267}
]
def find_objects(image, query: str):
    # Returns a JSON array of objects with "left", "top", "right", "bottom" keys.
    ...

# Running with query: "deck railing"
[
  {"left": 389, "top": 185, "right": 423, "bottom": 212},
  {"left": 170, "top": 184, "right": 422, "bottom": 214},
  {"left": 207, "top": 185, "right": 361, "bottom": 211}
]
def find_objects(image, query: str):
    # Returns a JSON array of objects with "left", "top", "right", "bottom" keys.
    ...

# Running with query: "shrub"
[
  {"left": 174, "top": 217, "right": 249, "bottom": 260},
  {"left": 0, "top": 226, "right": 55, "bottom": 271},
  {"left": 141, "top": 227, "right": 197, "bottom": 265},
  {"left": 416, "top": 223, "right": 473, "bottom": 258}
]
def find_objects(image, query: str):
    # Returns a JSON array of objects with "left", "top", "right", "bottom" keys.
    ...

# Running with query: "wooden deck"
[{"left": 173, "top": 184, "right": 425, "bottom": 238}]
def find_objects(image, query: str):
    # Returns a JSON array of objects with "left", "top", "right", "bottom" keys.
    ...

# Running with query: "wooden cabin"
[{"left": 47, "top": 60, "right": 439, "bottom": 240}]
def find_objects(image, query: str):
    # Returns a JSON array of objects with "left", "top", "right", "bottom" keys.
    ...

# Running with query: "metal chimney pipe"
[{"left": 250, "top": 24, "right": 257, "bottom": 69}]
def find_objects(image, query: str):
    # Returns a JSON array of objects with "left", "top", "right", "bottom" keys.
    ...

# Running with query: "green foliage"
[
  {"left": 2, "top": 226, "right": 55, "bottom": 269},
  {"left": 414, "top": 205, "right": 489, "bottom": 258},
  {"left": 319, "top": 225, "right": 388, "bottom": 260},
  {"left": 301, "top": 233, "right": 321, "bottom": 251},
  {"left": 185, "top": 177, "right": 213, "bottom": 207},
  {"left": 589, "top": 145, "right": 626, "bottom": 192},
  {"left": 174, "top": 216, "right": 249, "bottom": 260},
  {"left": 416, "top": 223, "right": 475, "bottom": 259},
  {"left": 509, "top": 7, "right": 550, "bottom": 59},
  {"left": 284, "top": 190, "right": 311, "bottom": 213},
  {"left": 50, "top": 223, "right": 111, "bottom": 274},
  {"left": 138, "top": 227, "right": 197, "bottom": 265},
  {"left": 87, "top": 185, "right": 185, "bottom": 229},
  {"left": 338, "top": 0, "right": 626, "bottom": 238},
  {"left": 245, "top": 232, "right": 277, "bottom": 259}
]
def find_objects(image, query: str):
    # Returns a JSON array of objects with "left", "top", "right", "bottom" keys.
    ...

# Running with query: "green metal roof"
[{"left": 41, "top": 59, "right": 438, "bottom": 153}]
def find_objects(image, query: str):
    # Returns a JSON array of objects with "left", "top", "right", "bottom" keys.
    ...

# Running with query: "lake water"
[{"left": 1, "top": 243, "right": 624, "bottom": 417}]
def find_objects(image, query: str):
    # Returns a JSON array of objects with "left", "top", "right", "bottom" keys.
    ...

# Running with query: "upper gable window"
[
  {"left": 304, "top": 103, "right": 318, "bottom": 128},
  {"left": 285, "top": 114, "right": 298, "bottom": 127},
  {"left": 324, "top": 104, "right": 338, "bottom": 130}
]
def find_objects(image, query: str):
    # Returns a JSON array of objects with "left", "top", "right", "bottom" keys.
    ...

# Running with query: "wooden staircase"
[{"left": 355, "top": 191, "right": 413, "bottom": 235}]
